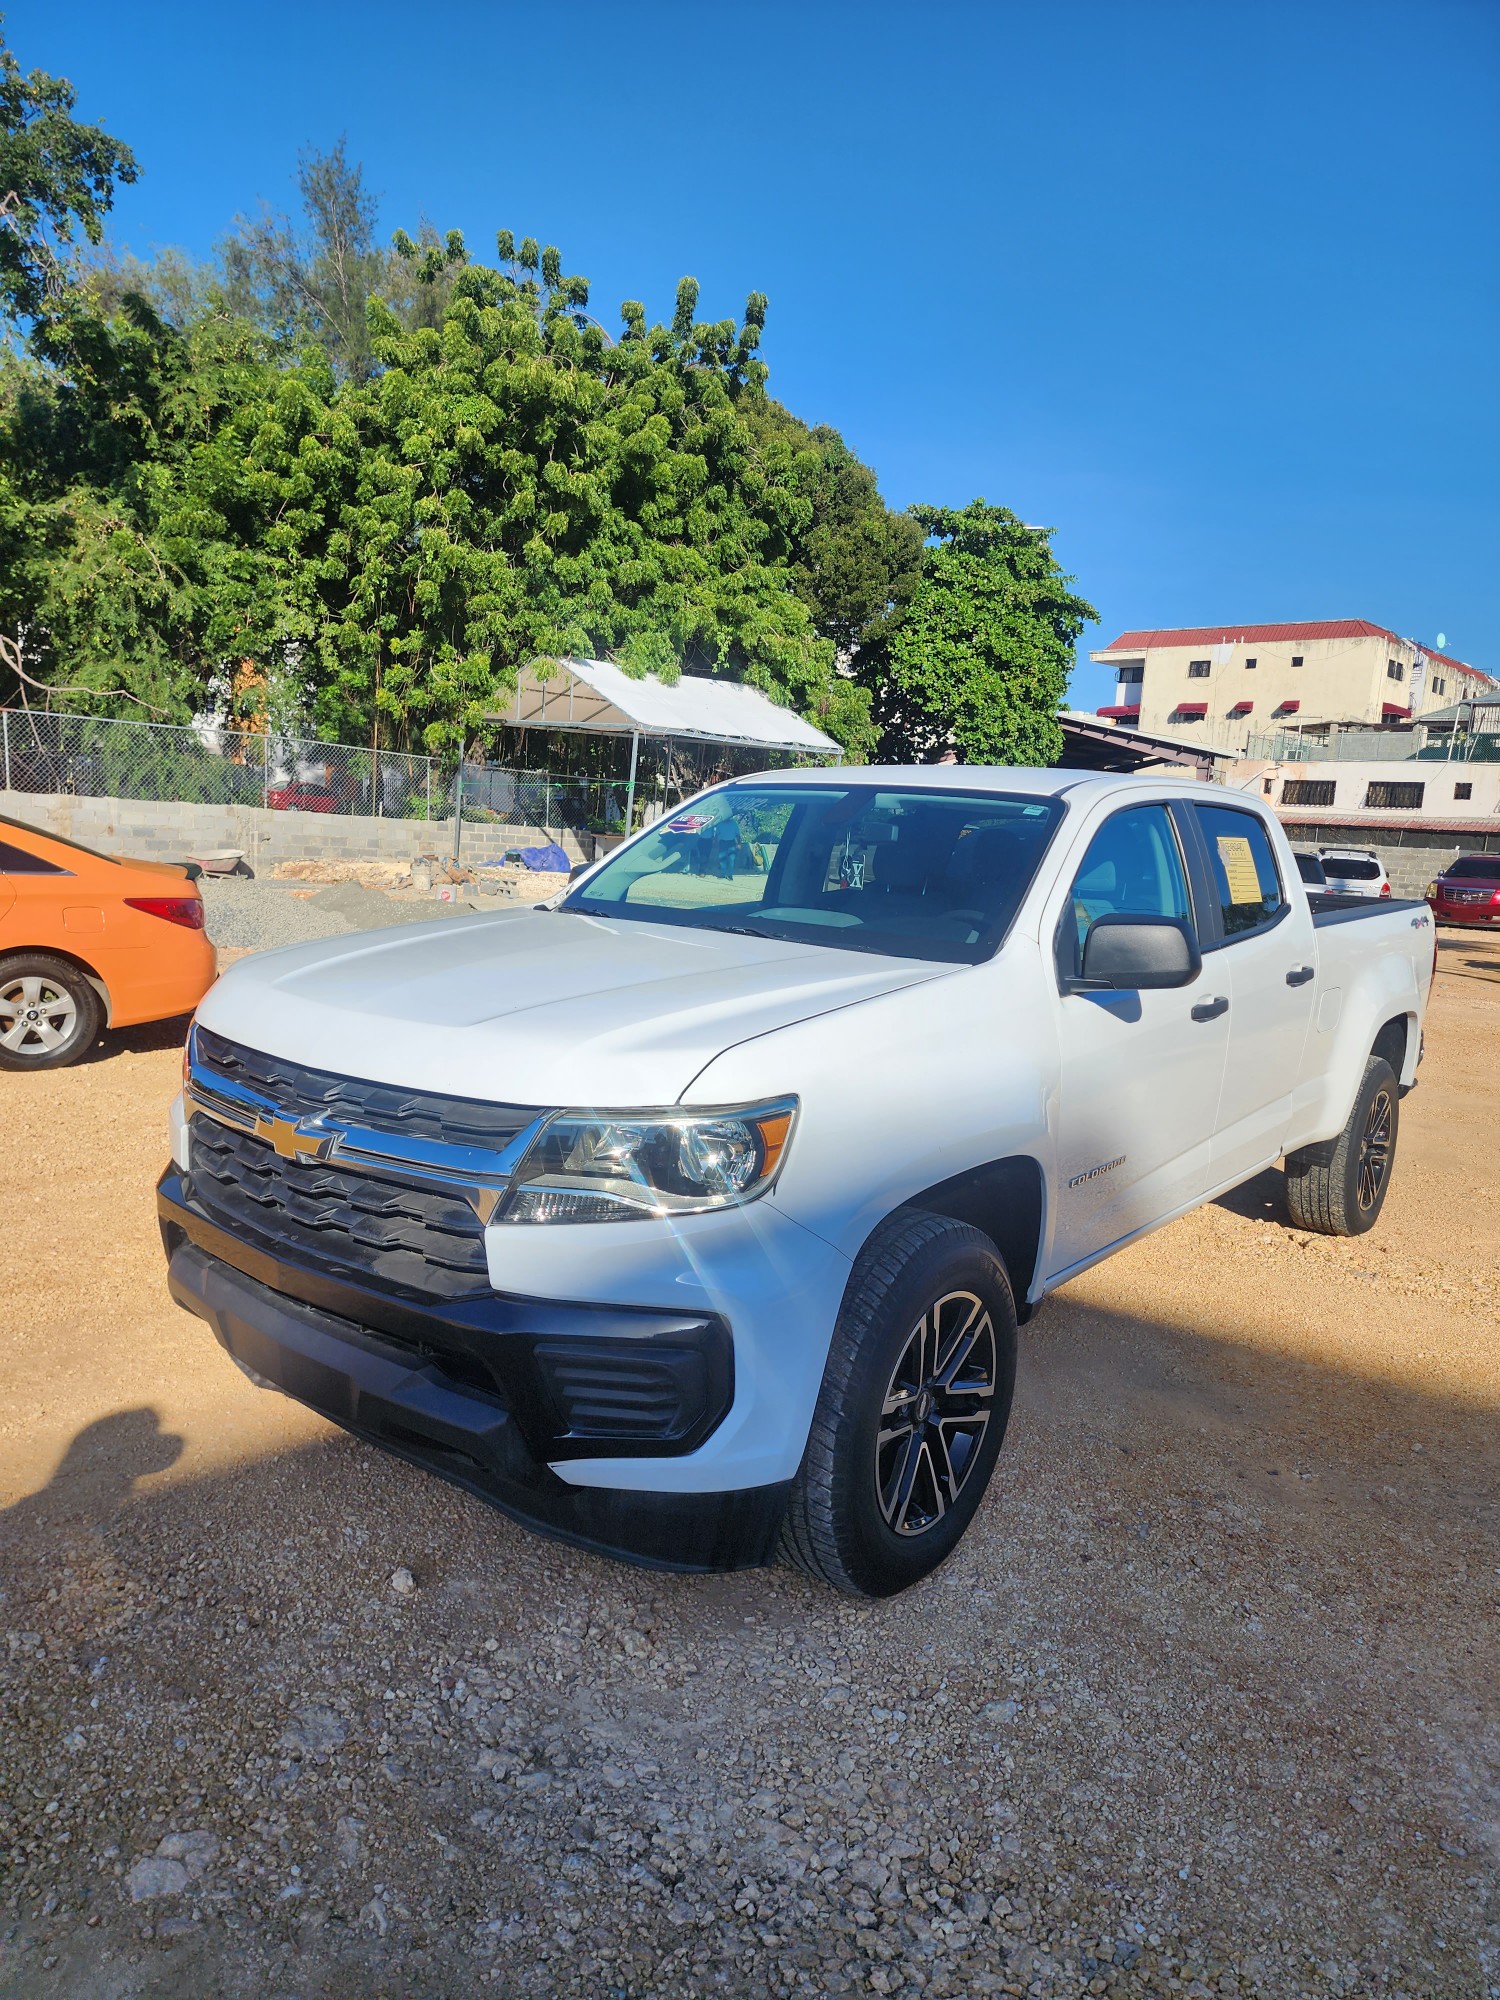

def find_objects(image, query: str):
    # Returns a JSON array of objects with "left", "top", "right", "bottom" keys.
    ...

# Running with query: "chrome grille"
[
  {"left": 193, "top": 1027, "right": 536, "bottom": 1150},
  {"left": 184, "top": 1030, "right": 552, "bottom": 1299},
  {"left": 187, "top": 1114, "right": 493, "bottom": 1300}
]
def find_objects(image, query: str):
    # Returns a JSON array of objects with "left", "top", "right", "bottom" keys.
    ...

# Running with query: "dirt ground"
[{"left": 1, "top": 929, "right": 1497, "bottom": 1999}]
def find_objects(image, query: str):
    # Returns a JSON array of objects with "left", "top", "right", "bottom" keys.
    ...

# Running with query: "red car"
[
  {"left": 266, "top": 781, "right": 341, "bottom": 814},
  {"left": 1427, "top": 853, "right": 1500, "bottom": 925}
]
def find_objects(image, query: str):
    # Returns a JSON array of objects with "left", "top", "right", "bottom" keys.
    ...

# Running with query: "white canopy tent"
[{"left": 488, "top": 656, "right": 842, "bottom": 827}]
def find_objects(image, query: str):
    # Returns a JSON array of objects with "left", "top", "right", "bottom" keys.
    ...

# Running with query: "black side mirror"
[{"left": 1076, "top": 914, "right": 1201, "bottom": 991}]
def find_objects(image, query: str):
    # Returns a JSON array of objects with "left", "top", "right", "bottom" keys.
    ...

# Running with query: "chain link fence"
[
  {"left": 0, "top": 708, "right": 449, "bottom": 820},
  {"left": 455, "top": 763, "right": 627, "bottom": 835},
  {"left": 0, "top": 708, "right": 821, "bottom": 838}
]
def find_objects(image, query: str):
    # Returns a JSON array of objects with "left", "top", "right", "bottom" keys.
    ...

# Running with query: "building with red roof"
[{"left": 1088, "top": 619, "right": 1492, "bottom": 754}]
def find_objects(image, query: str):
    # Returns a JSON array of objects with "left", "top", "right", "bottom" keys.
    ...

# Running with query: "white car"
[
  {"left": 160, "top": 769, "right": 1436, "bottom": 1596},
  {"left": 1317, "top": 847, "right": 1391, "bottom": 899}
]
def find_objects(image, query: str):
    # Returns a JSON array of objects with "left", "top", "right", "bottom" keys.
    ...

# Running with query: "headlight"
[{"left": 499, "top": 1099, "right": 797, "bottom": 1224}]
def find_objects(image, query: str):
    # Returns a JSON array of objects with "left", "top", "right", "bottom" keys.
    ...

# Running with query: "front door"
[{"left": 1046, "top": 802, "right": 1229, "bottom": 1281}]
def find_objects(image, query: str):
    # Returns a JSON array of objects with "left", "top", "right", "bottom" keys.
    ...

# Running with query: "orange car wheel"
[{"left": 0, "top": 951, "right": 104, "bottom": 1071}]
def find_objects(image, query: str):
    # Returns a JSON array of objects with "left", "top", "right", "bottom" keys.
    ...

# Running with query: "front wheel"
[
  {"left": 781, "top": 1210, "right": 1018, "bottom": 1597},
  {"left": 0, "top": 954, "right": 104, "bottom": 1070},
  {"left": 1284, "top": 1054, "right": 1400, "bottom": 1235}
]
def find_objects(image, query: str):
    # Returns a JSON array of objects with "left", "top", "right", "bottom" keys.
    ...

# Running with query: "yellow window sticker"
[{"left": 1217, "top": 835, "right": 1263, "bottom": 905}]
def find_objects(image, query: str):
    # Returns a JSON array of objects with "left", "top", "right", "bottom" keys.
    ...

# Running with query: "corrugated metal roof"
[
  {"left": 1277, "top": 810, "right": 1500, "bottom": 836},
  {"left": 489, "top": 657, "right": 842, "bottom": 754}
]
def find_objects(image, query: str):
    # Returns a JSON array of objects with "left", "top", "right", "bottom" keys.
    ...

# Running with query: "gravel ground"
[
  {"left": 1, "top": 931, "right": 1497, "bottom": 1999},
  {"left": 199, "top": 877, "right": 482, "bottom": 953}
]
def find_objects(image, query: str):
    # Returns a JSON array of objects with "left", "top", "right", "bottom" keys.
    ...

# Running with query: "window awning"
[
  {"left": 1097, "top": 704, "right": 1142, "bottom": 720},
  {"left": 1277, "top": 699, "right": 1301, "bottom": 713},
  {"left": 1231, "top": 700, "right": 1254, "bottom": 714},
  {"left": 487, "top": 656, "right": 843, "bottom": 756},
  {"left": 1174, "top": 702, "right": 1208, "bottom": 718},
  {"left": 1382, "top": 702, "right": 1412, "bottom": 720}
]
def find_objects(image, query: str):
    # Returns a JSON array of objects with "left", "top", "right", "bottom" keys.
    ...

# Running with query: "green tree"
[
  {"left": 209, "top": 252, "right": 870, "bottom": 755},
  {"left": 219, "top": 138, "right": 390, "bottom": 379},
  {"left": 874, "top": 501, "right": 1097, "bottom": 765},
  {"left": 740, "top": 398, "right": 923, "bottom": 664},
  {"left": 0, "top": 18, "right": 138, "bottom": 336}
]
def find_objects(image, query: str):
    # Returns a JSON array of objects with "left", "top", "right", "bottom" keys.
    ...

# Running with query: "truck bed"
[{"left": 1309, "top": 895, "right": 1427, "bottom": 925}]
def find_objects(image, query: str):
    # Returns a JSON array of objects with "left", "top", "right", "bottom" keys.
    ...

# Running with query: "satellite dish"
[{"left": 1436, "top": 632, "right": 1447, "bottom": 650}]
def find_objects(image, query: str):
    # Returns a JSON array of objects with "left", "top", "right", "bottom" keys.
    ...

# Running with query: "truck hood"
[{"left": 197, "top": 906, "right": 952, "bottom": 1105}]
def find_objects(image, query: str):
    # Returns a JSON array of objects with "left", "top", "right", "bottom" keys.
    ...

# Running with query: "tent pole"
[{"left": 624, "top": 730, "right": 640, "bottom": 834}]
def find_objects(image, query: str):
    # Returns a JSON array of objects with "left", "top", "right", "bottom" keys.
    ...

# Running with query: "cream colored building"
[{"left": 1089, "top": 619, "right": 1493, "bottom": 756}]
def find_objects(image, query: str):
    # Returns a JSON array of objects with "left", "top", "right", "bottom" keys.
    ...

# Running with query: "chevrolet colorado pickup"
[{"left": 158, "top": 769, "right": 1436, "bottom": 1596}]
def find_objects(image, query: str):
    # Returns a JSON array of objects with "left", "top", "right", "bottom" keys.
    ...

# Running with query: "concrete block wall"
[
  {"left": 0, "top": 792, "right": 590, "bottom": 871},
  {"left": 1279, "top": 818, "right": 1500, "bottom": 898}
]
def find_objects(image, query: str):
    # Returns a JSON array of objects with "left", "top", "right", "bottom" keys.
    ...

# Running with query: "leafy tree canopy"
[
  {"left": 0, "top": 17, "right": 138, "bottom": 335},
  {"left": 873, "top": 502, "right": 1098, "bottom": 766}
]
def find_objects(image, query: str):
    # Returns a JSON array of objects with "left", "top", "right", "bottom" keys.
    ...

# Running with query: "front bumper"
[
  {"left": 1432, "top": 904, "right": 1500, "bottom": 926},
  {"left": 158, "top": 1171, "right": 788, "bottom": 1571}
]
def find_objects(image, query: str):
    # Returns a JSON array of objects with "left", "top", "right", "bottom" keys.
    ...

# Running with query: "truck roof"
[{"left": 729, "top": 765, "right": 1231, "bottom": 804}]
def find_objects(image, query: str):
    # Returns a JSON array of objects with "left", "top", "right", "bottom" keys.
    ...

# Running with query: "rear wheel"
[
  {"left": 781, "top": 1210, "right": 1018, "bottom": 1597},
  {"left": 1284, "top": 1054, "right": 1399, "bottom": 1236},
  {"left": 0, "top": 953, "right": 103, "bottom": 1071}
]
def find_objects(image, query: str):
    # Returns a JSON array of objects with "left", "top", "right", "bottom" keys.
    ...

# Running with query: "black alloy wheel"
[
  {"left": 1285, "top": 1052, "right": 1401, "bottom": 1236},
  {"left": 875, "top": 1290, "right": 997, "bottom": 1537},
  {"left": 781, "top": 1209, "right": 1018, "bottom": 1597},
  {"left": 1356, "top": 1082, "right": 1394, "bottom": 1215}
]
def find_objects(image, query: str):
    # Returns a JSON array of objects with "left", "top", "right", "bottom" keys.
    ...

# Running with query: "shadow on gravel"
[
  {"left": 1, "top": 1296, "right": 1495, "bottom": 2000},
  {"left": 78, "top": 1014, "right": 194, "bottom": 1066},
  {"left": 1208, "top": 1166, "right": 1288, "bottom": 1224},
  {"left": 1, "top": 1408, "right": 183, "bottom": 1533}
]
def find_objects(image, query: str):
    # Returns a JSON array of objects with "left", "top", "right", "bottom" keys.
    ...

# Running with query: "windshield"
[
  {"left": 1321, "top": 855, "right": 1381, "bottom": 881},
  {"left": 562, "top": 784, "right": 1066, "bottom": 963},
  {"left": 1445, "top": 855, "right": 1500, "bottom": 880}
]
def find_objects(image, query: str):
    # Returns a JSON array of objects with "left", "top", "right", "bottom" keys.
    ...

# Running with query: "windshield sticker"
[
  {"left": 1217, "top": 835, "right": 1262, "bottom": 905},
  {"left": 664, "top": 813, "right": 714, "bottom": 833}
]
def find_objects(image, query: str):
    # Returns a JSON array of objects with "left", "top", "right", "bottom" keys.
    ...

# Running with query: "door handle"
[
  {"left": 1286, "top": 965, "right": 1315, "bottom": 986},
  {"left": 1191, "top": 996, "right": 1229, "bottom": 1022}
]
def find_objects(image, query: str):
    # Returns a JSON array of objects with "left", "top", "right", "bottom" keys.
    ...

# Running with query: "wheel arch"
[
  {"left": 890, "top": 1154, "right": 1046, "bottom": 1323},
  {"left": 1371, "top": 1011, "right": 1414, "bottom": 1086},
  {"left": 0, "top": 944, "right": 112, "bottom": 1026}
]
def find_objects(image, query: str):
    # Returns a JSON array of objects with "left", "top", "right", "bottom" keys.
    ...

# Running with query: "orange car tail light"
[{"left": 124, "top": 896, "right": 205, "bottom": 930}]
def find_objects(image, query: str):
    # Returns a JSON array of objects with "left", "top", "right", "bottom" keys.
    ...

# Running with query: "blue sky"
[{"left": 13, "top": 0, "right": 1498, "bottom": 709}]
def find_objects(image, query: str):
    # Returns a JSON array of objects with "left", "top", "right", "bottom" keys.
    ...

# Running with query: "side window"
[
  {"left": 0, "top": 839, "right": 67, "bottom": 875},
  {"left": 1193, "top": 804, "right": 1285, "bottom": 938},
  {"left": 1060, "top": 805, "right": 1192, "bottom": 977}
]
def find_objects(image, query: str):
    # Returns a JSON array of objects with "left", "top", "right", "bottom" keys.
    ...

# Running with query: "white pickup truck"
[{"left": 159, "top": 768, "right": 1436, "bottom": 1596}]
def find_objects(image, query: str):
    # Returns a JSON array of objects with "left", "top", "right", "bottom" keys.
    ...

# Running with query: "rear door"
[
  {"left": 1045, "top": 800, "right": 1229, "bottom": 1280},
  {"left": 1188, "top": 803, "right": 1318, "bottom": 1183},
  {"left": 0, "top": 832, "right": 67, "bottom": 932}
]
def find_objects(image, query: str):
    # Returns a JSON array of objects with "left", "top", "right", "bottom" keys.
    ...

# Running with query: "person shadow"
[{"left": 1, "top": 1407, "right": 184, "bottom": 1541}]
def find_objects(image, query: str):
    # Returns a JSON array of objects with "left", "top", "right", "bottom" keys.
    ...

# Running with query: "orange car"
[{"left": 0, "top": 813, "right": 217, "bottom": 1070}]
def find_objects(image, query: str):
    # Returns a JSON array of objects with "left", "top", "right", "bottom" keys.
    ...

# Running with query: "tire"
[
  {"left": 781, "top": 1210, "right": 1018, "bottom": 1597},
  {"left": 1284, "top": 1054, "right": 1399, "bottom": 1236},
  {"left": 0, "top": 953, "right": 104, "bottom": 1071}
]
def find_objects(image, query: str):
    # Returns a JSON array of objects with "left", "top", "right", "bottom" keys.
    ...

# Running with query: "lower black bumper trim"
[{"left": 165, "top": 1237, "right": 787, "bottom": 1573}]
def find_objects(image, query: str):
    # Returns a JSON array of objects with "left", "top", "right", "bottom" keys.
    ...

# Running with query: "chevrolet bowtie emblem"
[{"left": 253, "top": 1111, "right": 335, "bottom": 1162}]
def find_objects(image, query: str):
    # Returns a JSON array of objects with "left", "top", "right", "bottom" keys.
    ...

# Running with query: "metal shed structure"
[{"left": 488, "top": 657, "right": 843, "bottom": 827}]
